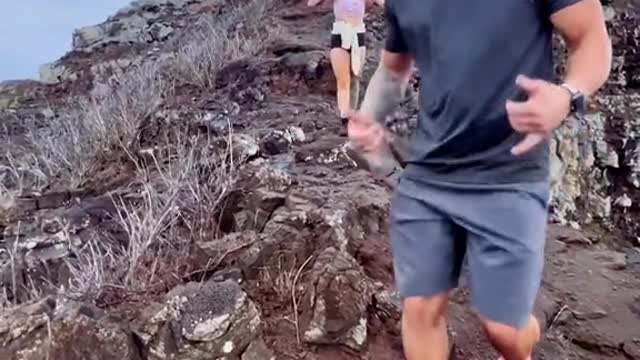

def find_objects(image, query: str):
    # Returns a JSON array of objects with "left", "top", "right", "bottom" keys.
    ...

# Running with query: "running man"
[
  {"left": 349, "top": 0, "right": 611, "bottom": 359},
  {"left": 307, "top": 0, "right": 384, "bottom": 134}
]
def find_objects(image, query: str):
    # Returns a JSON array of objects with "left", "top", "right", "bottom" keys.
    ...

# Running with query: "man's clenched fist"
[{"left": 347, "top": 111, "right": 385, "bottom": 153}]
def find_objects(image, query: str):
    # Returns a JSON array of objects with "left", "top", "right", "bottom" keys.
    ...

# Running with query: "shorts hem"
[
  {"left": 396, "top": 281, "right": 459, "bottom": 300},
  {"left": 329, "top": 33, "right": 366, "bottom": 50},
  {"left": 471, "top": 303, "right": 532, "bottom": 329}
]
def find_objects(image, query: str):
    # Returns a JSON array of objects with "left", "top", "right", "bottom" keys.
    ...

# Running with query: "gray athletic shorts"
[{"left": 389, "top": 175, "right": 550, "bottom": 328}]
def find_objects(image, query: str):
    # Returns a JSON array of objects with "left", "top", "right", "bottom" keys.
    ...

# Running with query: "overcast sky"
[{"left": 0, "top": 0, "right": 132, "bottom": 81}]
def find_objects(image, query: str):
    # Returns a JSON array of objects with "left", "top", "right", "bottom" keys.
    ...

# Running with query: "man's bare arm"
[
  {"left": 360, "top": 50, "right": 414, "bottom": 125},
  {"left": 551, "top": 0, "right": 612, "bottom": 97}
]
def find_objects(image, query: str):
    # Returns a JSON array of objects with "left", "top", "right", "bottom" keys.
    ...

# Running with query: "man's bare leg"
[
  {"left": 482, "top": 314, "right": 540, "bottom": 360},
  {"left": 402, "top": 294, "right": 450, "bottom": 360}
]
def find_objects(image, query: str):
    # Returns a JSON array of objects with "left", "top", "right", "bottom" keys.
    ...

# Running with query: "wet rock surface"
[{"left": 1, "top": 0, "right": 639, "bottom": 359}]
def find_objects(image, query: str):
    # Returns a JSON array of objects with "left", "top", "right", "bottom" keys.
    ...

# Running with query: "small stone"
[
  {"left": 595, "top": 140, "right": 619, "bottom": 168},
  {"left": 602, "top": 6, "right": 616, "bottom": 21},
  {"left": 614, "top": 194, "right": 633, "bottom": 208},
  {"left": 259, "top": 131, "right": 291, "bottom": 156},
  {"left": 287, "top": 126, "right": 306, "bottom": 143},
  {"left": 222, "top": 340, "right": 234, "bottom": 354},
  {"left": 41, "top": 108, "right": 55, "bottom": 119},
  {"left": 572, "top": 306, "right": 608, "bottom": 320},
  {"left": 594, "top": 250, "right": 627, "bottom": 270},
  {"left": 41, "top": 217, "right": 64, "bottom": 234},
  {"left": 556, "top": 231, "right": 593, "bottom": 246},
  {"left": 232, "top": 134, "right": 260, "bottom": 161},
  {"left": 623, "top": 339, "right": 640, "bottom": 359}
]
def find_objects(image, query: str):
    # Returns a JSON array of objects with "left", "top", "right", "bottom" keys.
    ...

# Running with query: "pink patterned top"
[{"left": 334, "top": 0, "right": 365, "bottom": 20}]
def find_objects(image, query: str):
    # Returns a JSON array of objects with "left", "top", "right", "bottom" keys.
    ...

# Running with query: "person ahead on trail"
[
  {"left": 307, "top": 0, "right": 384, "bottom": 134},
  {"left": 349, "top": 0, "right": 611, "bottom": 359}
]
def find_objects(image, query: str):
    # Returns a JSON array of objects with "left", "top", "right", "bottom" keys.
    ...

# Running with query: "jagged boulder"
[
  {"left": 301, "top": 247, "right": 372, "bottom": 351},
  {"left": 136, "top": 279, "right": 262, "bottom": 359},
  {"left": 0, "top": 297, "right": 141, "bottom": 360}
]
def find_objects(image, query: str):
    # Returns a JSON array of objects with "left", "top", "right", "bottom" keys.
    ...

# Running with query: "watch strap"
[{"left": 559, "top": 82, "right": 585, "bottom": 117}]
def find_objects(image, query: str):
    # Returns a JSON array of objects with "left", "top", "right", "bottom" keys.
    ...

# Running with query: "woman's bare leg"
[{"left": 330, "top": 47, "right": 352, "bottom": 118}]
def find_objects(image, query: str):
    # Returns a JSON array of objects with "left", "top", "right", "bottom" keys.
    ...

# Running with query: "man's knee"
[
  {"left": 403, "top": 294, "right": 448, "bottom": 328},
  {"left": 482, "top": 318, "right": 520, "bottom": 344},
  {"left": 481, "top": 315, "right": 540, "bottom": 360}
]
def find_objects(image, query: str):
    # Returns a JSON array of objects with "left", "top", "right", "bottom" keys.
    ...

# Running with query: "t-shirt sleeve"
[
  {"left": 384, "top": 1, "right": 409, "bottom": 53},
  {"left": 545, "top": 0, "right": 583, "bottom": 15}
]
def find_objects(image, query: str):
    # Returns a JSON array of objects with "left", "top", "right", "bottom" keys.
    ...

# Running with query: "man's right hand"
[{"left": 347, "top": 111, "right": 386, "bottom": 153}]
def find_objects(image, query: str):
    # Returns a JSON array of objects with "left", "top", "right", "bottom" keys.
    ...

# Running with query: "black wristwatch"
[{"left": 559, "top": 82, "right": 586, "bottom": 118}]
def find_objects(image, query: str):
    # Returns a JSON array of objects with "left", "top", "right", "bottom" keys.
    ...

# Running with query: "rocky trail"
[{"left": 0, "top": 0, "right": 639, "bottom": 359}]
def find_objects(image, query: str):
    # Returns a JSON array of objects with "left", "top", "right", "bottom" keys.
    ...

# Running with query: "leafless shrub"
[
  {"left": 0, "top": 155, "right": 22, "bottom": 211},
  {"left": 9, "top": 61, "right": 170, "bottom": 192},
  {"left": 0, "top": 0, "right": 278, "bottom": 309},
  {"left": 114, "top": 166, "right": 185, "bottom": 288},
  {"left": 63, "top": 234, "right": 118, "bottom": 301},
  {"left": 0, "top": 223, "right": 45, "bottom": 313},
  {"left": 57, "top": 128, "right": 238, "bottom": 298},
  {"left": 114, "top": 131, "right": 234, "bottom": 287},
  {"left": 170, "top": 0, "right": 279, "bottom": 88}
]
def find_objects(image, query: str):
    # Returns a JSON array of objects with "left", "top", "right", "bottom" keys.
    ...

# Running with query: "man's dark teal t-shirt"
[{"left": 384, "top": 0, "right": 581, "bottom": 185}]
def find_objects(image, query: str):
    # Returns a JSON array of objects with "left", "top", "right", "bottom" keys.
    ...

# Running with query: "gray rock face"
[
  {"left": 71, "top": 0, "right": 225, "bottom": 52},
  {"left": 38, "top": 62, "right": 78, "bottom": 84},
  {"left": 35, "top": 0, "right": 225, "bottom": 87},
  {"left": 0, "top": 297, "right": 141, "bottom": 360},
  {"left": 136, "top": 279, "right": 262, "bottom": 360},
  {"left": 547, "top": 4, "right": 640, "bottom": 227},
  {"left": 301, "top": 247, "right": 372, "bottom": 351},
  {"left": 72, "top": 14, "right": 155, "bottom": 51},
  {"left": 72, "top": 13, "right": 153, "bottom": 51}
]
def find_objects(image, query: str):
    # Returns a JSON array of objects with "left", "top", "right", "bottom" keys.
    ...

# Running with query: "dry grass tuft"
[
  {"left": 61, "top": 129, "right": 238, "bottom": 300},
  {"left": 8, "top": 61, "right": 170, "bottom": 192},
  {"left": 0, "top": 0, "right": 280, "bottom": 311},
  {"left": 170, "top": 0, "right": 279, "bottom": 89}
]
